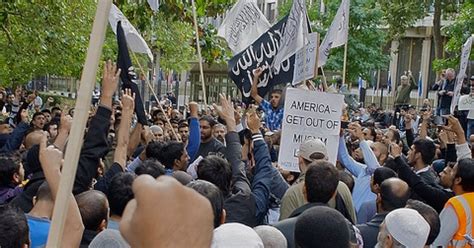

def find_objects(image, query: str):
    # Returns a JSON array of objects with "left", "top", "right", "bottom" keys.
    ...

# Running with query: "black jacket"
[
  {"left": 392, "top": 156, "right": 454, "bottom": 213},
  {"left": 11, "top": 106, "right": 112, "bottom": 212},
  {"left": 356, "top": 212, "right": 388, "bottom": 248}
]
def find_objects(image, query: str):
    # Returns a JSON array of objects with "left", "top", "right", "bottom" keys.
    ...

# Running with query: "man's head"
[
  {"left": 197, "top": 155, "right": 232, "bottom": 197},
  {"left": 446, "top": 68, "right": 455, "bottom": 81},
  {"left": 254, "top": 225, "right": 287, "bottom": 248},
  {"left": 187, "top": 180, "right": 225, "bottom": 228},
  {"left": 107, "top": 173, "right": 136, "bottom": 218},
  {"left": 304, "top": 161, "right": 339, "bottom": 204},
  {"left": 213, "top": 123, "right": 226, "bottom": 144},
  {"left": 156, "top": 141, "right": 189, "bottom": 171},
  {"left": 297, "top": 138, "right": 328, "bottom": 171},
  {"left": 76, "top": 190, "right": 109, "bottom": 232},
  {"left": 371, "top": 167, "right": 397, "bottom": 194},
  {"left": 376, "top": 208, "right": 430, "bottom": 248},
  {"left": 51, "top": 107, "right": 62, "bottom": 118},
  {"left": 41, "top": 109, "right": 52, "bottom": 123},
  {"left": 269, "top": 89, "right": 282, "bottom": 109},
  {"left": 363, "top": 127, "right": 376, "bottom": 142},
  {"left": 145, "top": 141, "right": 164, "bottom": 160},
  {"left": 439, "top": 162, "right": 455, "bottom": 189},
  {"left": 0, "top": 204, "right": 30, "bottom": 248},
  {"left": 150, "top": 125, "right": 165, "bottom": 142},
  {"left": 407, "top": 139, "right": 436, "bottom": 167},
  {"left": 44, "top": 119, "right": 59, "bottom": 141},
  {"left": 200, "top": 116, "right": 217, "bottom": 143},
  {"left": 295, "top": 206, "right": 350, "bottom": 248},
  {"left": 406, "top": 199, "right": 440, "bottom": 246},
  {"left": 31, "top": 112, "right": 46, "bottom": 130},
  {"left": 452, "top": 158, "right": 474, "bottom": 194},
  {"left": 370, "top": 142, "right": 389, "bottom": 164},
  {"left": 135, "top": 159, "right": 166, "bottom": 178},
  {"left": 0, "top": 156, "right": 24, "bottom": 187},
  {"left": 377, "top": 178, "right": 410, "bottom": 212},
  {"left": 178, "top": 122, "right": 189, "bottom": 143},
  {"left": 400, "top": 75, "right": 409, "bottom": 86}
]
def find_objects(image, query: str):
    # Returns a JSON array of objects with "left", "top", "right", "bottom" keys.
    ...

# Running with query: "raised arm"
[
  {"left": 0, "top": 109, "right": 29, "bottom": 154},
  {"left": 39, "top": 134, "right": 84, "bottom": 247},
  {"left": 337, "top": 135, "right": 365, "bottom": 177},
  {"left": 115, "top": 89, "right": 135, "bottom": 168},
  {"left": 186, "top": 102, "right": 201, "bottom": 161},
  {"left": 52, "top": 112, "right": 72, "bottom": 152},
  {"left": 419, "top": 109, "right": 432, "bottom": 139},
  {"left": 251, "top": 67, "right": 264, "bottom": 104},
  {"left": 350, "top": 122, "right": 379, "bottom": 174},
  {"left": 73, "top": 61, "right": 120, "bottom": 194}
]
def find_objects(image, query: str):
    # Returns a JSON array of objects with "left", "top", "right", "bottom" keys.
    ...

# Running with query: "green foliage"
[
  {"left": 0, "top": 1, "right": 96, "bottom": 86},
  {"left": 433, "top": 1, "right": 474, "bottom": 71},
  {"left": 279, "top": 0, "right": 390, "bottom": 84},
  {"left": 378, "top": 0, "right": 428, "bottom": 40}
]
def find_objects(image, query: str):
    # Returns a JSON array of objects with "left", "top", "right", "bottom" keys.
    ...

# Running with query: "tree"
[
  {"left": 432, "top": 1, "right": 474, "bottom": 71},
  {"left": 279, "top": 0, "right": 390, "bottom": 85}
]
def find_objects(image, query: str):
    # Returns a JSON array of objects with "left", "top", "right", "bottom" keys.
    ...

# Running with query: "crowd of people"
[{"left": 0, "top": 61, "right": 473, "bottom": 248}]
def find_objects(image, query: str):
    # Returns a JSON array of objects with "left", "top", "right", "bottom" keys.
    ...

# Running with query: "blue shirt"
[
  {"left": 26, "top": 214, "right": 51, "bottom": 248},
  {"left": 260, "top": 100, "right": 284, "bottom": 131},
  {"left": 337, "top": 137, "right": 379, "bottom": 213}
]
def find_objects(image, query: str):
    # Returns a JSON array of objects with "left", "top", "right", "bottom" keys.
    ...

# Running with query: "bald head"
[
  {"left": 24, "top": 131, "right": 43, "bottom": 149},
  {"left": 371, "top": 142, "right": 388, "bottom": 164},
  {"left": 379, "top": 178, "right": 410, "bottom": 212},
  {"left": 76, "top": 190, "right": 109, "bottom": 231}
]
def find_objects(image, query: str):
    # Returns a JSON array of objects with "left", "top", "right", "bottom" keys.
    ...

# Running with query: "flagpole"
[
  {"left": 132, "top": 53, "right": 181, "bottom": 141},
  {"left": 47, "top": 0, "right": 111, "bottom": 246},
  {"left": 321, "top": 66, "right": 329, "bottom": 92},
  {"left": 191, "top": 0, "right": 208, "bottom": 111},
  {"left": 342, "top": 41, "right": 348, "bottom": 87}
]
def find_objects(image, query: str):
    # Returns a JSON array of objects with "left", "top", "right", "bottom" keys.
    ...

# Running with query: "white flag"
[
  {"left": 318, "top": 0, "right": 349, "bottom": 67},
  {"left": 451, "top": 35, "right": 473, "bottom": 114},
  {"left": 272, "top": 0, "right": 309, "bottom": 72},
  {"left": 217, "top": 0, "right": 271, "bottom": 55},
  {"left": 147, "top": 0, "right": 160, "bottom": 11},
  {"left": 109, "top": 4, "right": 154, "bottom": 61},
  {"left": 320, "top": 0, "right": 325, "bottom": 15}
]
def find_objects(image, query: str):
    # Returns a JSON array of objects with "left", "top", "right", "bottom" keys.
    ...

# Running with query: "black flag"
[{"left": 117, "top": 21, "right": 147, "bottom": 125}]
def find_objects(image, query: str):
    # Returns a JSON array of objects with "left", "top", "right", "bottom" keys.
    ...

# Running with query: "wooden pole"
[
  {"left": 132, "top": 54, "right": 181, "bottom": 141},
  {"left": 321, "top": 66, "right": 329, "bottom": 92},
  {"left": 342, "top": 41, "right": 348, "bottom": 87},
  {"left": 46, "top": 0, "right": 111, "bottom": 246},
  {"left": 191, "top": 0, "right": 208, "bottom": 110}
]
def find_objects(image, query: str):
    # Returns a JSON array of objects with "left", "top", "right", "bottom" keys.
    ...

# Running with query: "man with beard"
[
  {"left": 251, "top": 67, "right": 284, "bottom": 131},
  {"left": 406, "top": 139, "right": 441, "bottom": 188},
  {"left": 196, "top": 115, "right": 225, "bottom": 158},
  {"left": 432, "top": 68, "right": 456, "bottom": 116},
  {"left": 213, "top": 123, "right": 226, "bottom": 145}
]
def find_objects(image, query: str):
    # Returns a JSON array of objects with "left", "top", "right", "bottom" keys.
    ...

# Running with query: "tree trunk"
[{"left": 433, "top": 0, "right": 443, "bottom": 61}]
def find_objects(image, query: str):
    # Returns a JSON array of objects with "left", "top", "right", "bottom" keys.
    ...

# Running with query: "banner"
[
  {"left": 451, "top": 36, "right": 473, "bottom": 114},
  {"left": 278, "top": 88, "right": 344, "bottom": 171},
  {"left": 217, "top": 0, "right": 271, "bottom": 55},
  {"left": 228, "top": 16, "right": 295, "bottom": 103},
  {"left": 109, "top": 4, "right": 153, "bottom": 61},
  {"left": 292, "top": 32, "right": 318, "bottom": 85},
  {"left": 272, "top": 0, "right": 309, "bottom": 72},
  {"left": 318, "top": 0, "right": 349, "bottom": 67}
]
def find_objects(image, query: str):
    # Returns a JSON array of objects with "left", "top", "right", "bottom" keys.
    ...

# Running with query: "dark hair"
[
  {"left": 270, "top": 89, "right": 282, "bottom": 95},
  {"left": 75, "top": 190, "right": 109, "bottom": 231},
  {"left": 199, "top": 115, "right": 217, "bottom": 128},
  {"left": 135, "top": 159, "right": 165, "bottom": 178},
  {"left": 155, "top": 141, "right": 185, "bottom": 169},
  {"left": 187, "top": 180, "right": 224, "bottom": 228},
  {"left": 366, "top": 127, "right": 376, "bottom": 142},
  {"left": 406, "top": 199, "right": 440, "bottom": 245},
  {"left": 145, "top": 141, "right": 164, "bottom": 160},
  {"left": 339, "top": 171, "right": 354, "bottom": 193},
  {"left": 373, "top": 167, "right": 397, "bottom": 186},
  {"left": 107, "top": 173, "right": 136, "bottom": 217},
  {"left": 0, "top": 156, "right": 20, "bottom": 187},
  {"left": 197, "top": 155, "right": 232, "bottom": 196},
  {"left": 41, "top": 109, "right": 51, "bottom": 114},
  {"left": 295, "top": 206, "right": 350, "bottom": 248},
  {"left": 0, "top": 204, "right": 30, "bottom": 248},
  {"left": 413, "top": 139, "right": 436, "bottom": 165},
  {"left": 379, "top": 178, "right": 410, "bottom": 211},
  {"left": 305, "top": 161, "right": 339, "bottom": 204},
  {"left": 36, "top": 181, "right": 53, "bottom": 202},
  {"left": 456, "top": 158, "right": 474, "bottom": 191},
  {"left": 178, "top": 122, "right": 189, "bottom": 129},
  {"left": 32, "top": 112, "right": 45, "bottom": 120}
]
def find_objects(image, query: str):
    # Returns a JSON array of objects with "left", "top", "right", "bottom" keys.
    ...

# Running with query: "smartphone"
[
  {"left": 432, "top": 116, "right": 444, "bottom": 126},
  {"left": 341, "top": 121, "right": 349, "bottom": 129}
]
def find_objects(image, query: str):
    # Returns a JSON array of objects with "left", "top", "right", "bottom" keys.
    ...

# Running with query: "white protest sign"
[
  {"left": 458, "top": 95, "right": 474, "bottom": 111},
  {"left": 451, "top": 35, "right": 473, "bottom": 114},
  {"left": 278, "top": 88, "right": 344, "bottom": 172},
  {"left": 292, "top": 32, "right": 318, "bottom": 85}
]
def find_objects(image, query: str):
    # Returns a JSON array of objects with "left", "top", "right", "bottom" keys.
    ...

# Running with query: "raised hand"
[
  {"left": 348, "top": 122, "right": 364, "bottom": 140},
  {"left": 20, "top": 109, "right": 29, "bottom": 124},
  {"left": 213, "top": 94, "right": 235, "bottom": 123},
  {"left": 188, "top": 101, "right": 199, "bottom": 118},
  {"left": 246, "top": 106, "right": 261, "bottom": 134},
  {"left": 121, "top": 88, "right": 135, "bottom": 112},
  {"left": 39, "top": 132, "right": 63, "bottom": 171},
  {"left": 59, "top": 111, "right": 73, "bottom": 133},
  {"left": 389, "top": 142, "right": 402, "bottom": 158},
  {"left": 101, "top": 60, "right": 121, "bottom": 108}
]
